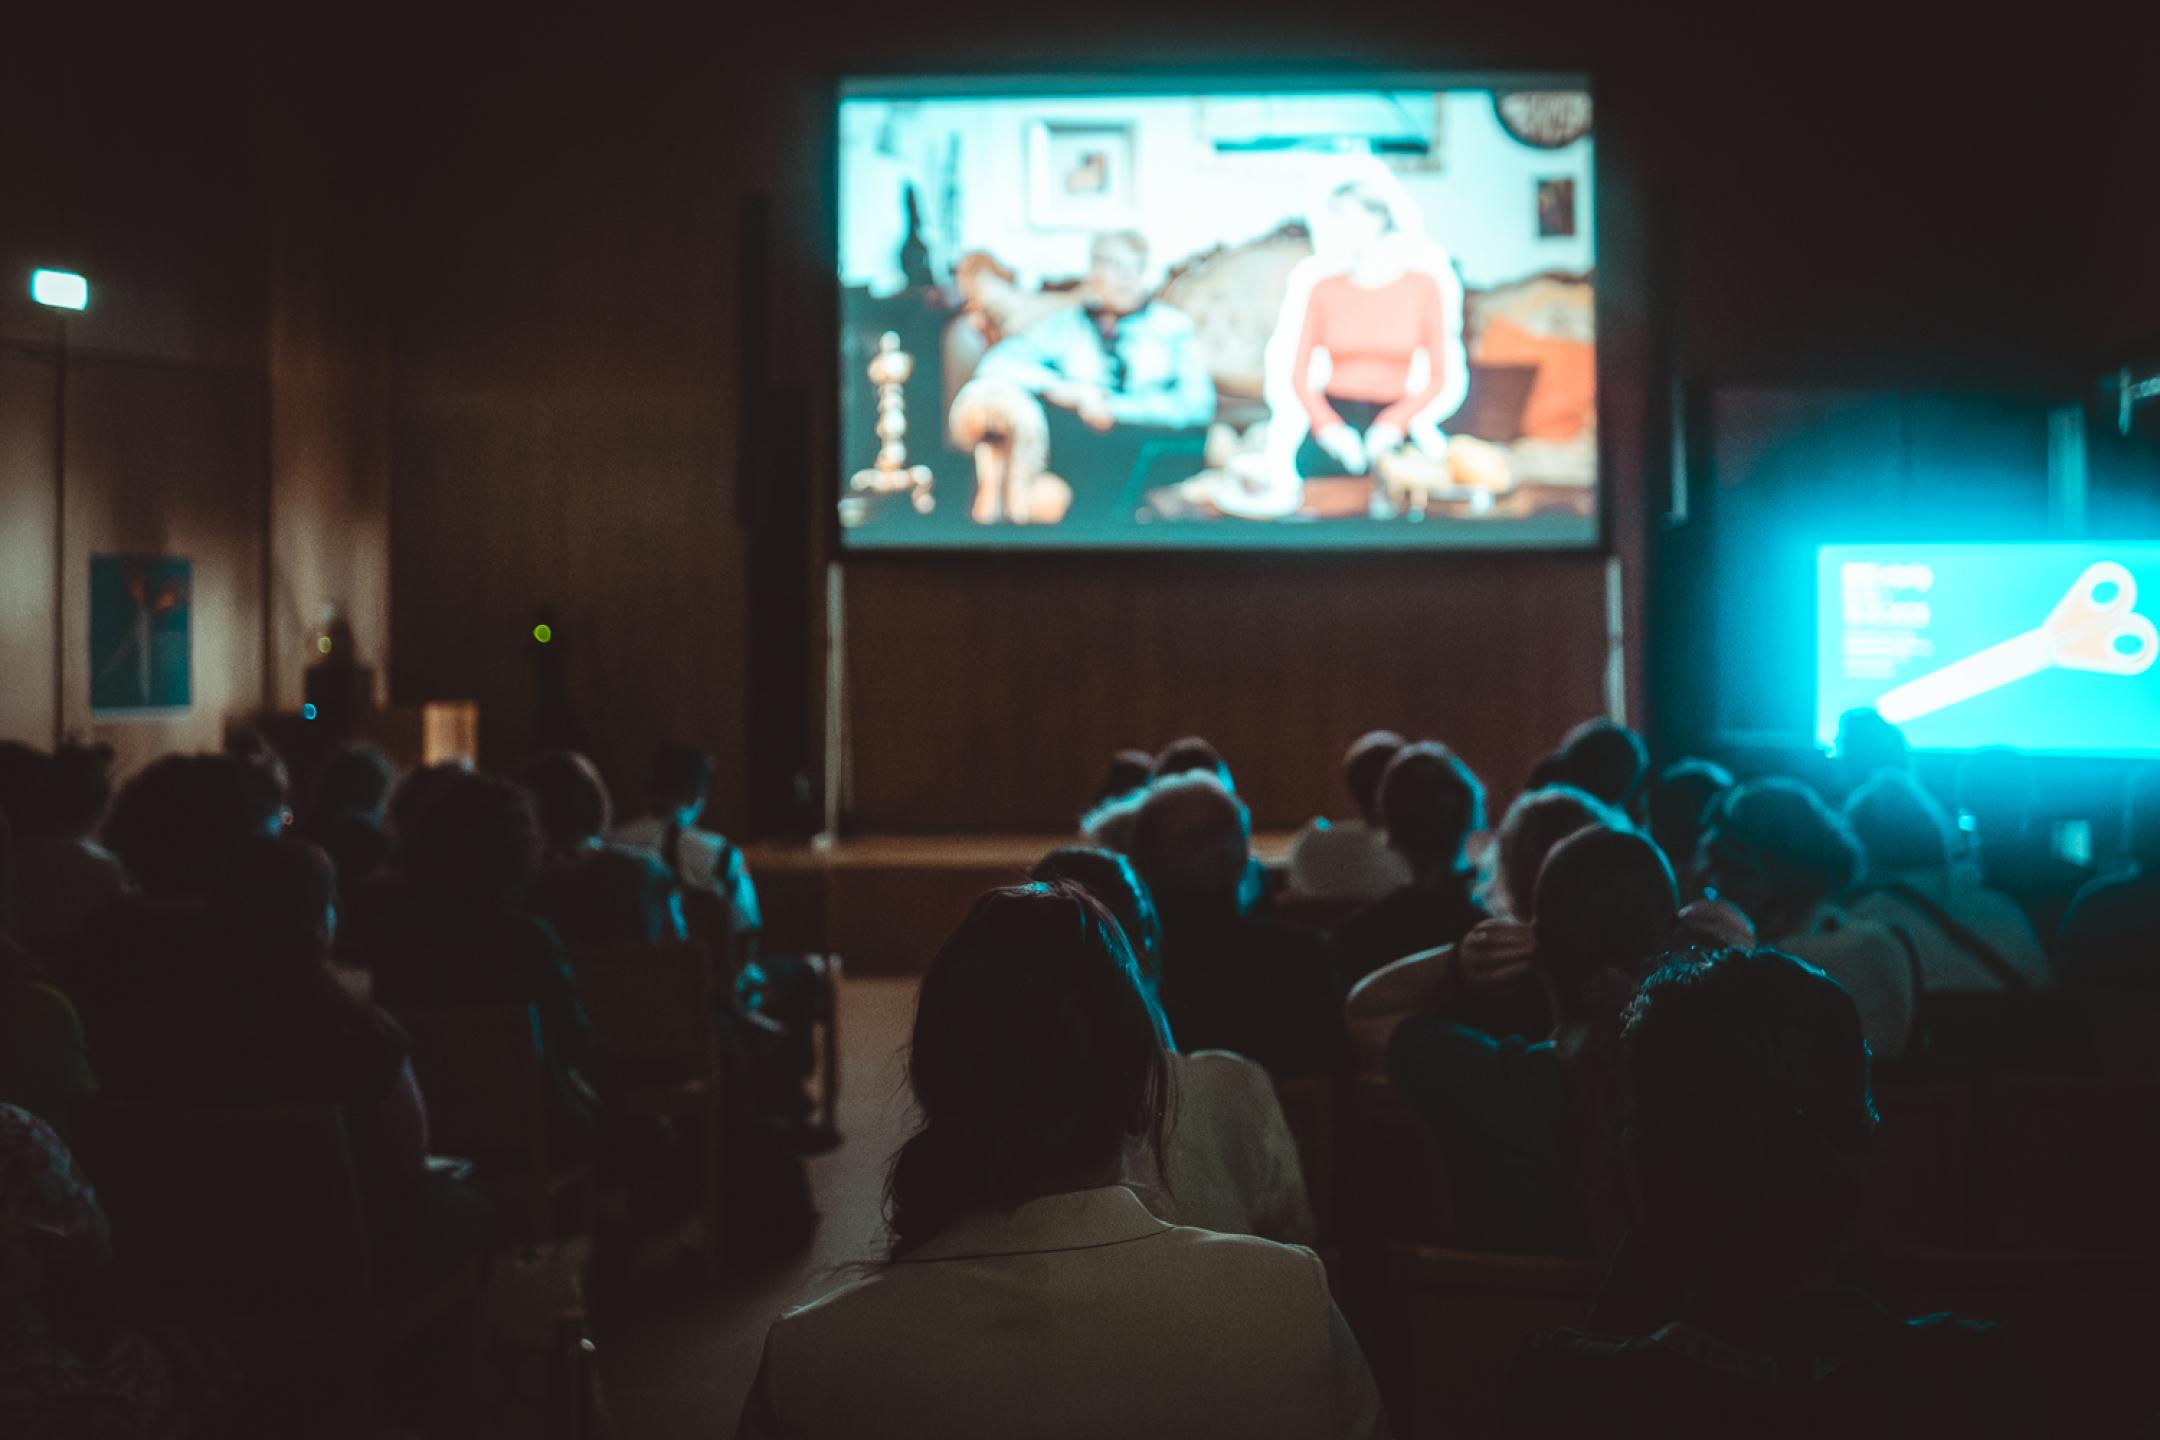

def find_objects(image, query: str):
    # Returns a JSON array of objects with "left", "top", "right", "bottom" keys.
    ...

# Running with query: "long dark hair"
[{"left": 886, "top": 883, "right": 1169, "bottom": 1259}]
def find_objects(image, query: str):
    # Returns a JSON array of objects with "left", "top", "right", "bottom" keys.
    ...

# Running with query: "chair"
[
  {"left": 1386, "top": 1244, "right": 1601, "bottom": 1438},
  {"left": 1345, "top": 1072, "right": 1456, "bottom": 1246},
  {"left": 1272, "top": 1074, "right": 1339, "bottom": 1246},
  {"left": 402, "top": 1003, "right": 595, "bottom": 1244},
  {"left": 1880, "top": 1249, "right": 2160, "bottom": 1436},
  {"left": 689, "top": 902, "right": 842, "bottom": 1136},
  {"left": 572, "top": 940, "right": 726, "bottom": 1270},
  {"left": 71, "top": 1100, "right": 410, "bottom": 1432},
  {"left": 2078, "top": 989, "right": 2160, "bottom": 1078},
  {"left": 1864, "top": 1079, "right": 1979, "bottom": 1248},
  {"left": 1968, "top": 1074, "right": 2160, "bottom": 1251},
  {"left": 1340, "top": 1074, "right": 1458, "bottom": 1405}
]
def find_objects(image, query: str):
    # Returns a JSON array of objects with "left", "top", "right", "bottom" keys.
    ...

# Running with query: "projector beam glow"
[{"left": 31, "top": 269, "right": 88, "bottom": 311}]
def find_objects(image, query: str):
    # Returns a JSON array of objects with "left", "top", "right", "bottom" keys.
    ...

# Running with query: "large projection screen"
[{"left": 837, "top": 77, "right": 1599, "bottom": 550}]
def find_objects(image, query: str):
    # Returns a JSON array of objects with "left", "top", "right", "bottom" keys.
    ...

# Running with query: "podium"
[
  {"left": 259, "top": 700, "right": 480, "bottom": 802},
  {"left": 370, "top": 701, "right": 479, "bottom": 770}
]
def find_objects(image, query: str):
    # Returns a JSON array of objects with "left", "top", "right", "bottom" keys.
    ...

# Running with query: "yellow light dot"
[
  {"left": 533, "top": 623, "right": 553, "bottom": 644},
  {"left": 317, "top": 635, "right": 333, "bottom": 654}
]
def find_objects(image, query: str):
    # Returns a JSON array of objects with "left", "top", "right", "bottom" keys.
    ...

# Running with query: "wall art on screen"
[
  {"left": 1817, "top": 543, "right": 2160, "bottom": 757},
  {"left": 90, "top": 553, "right": 192, "bottom": 713},
  {"left": 837, "top": 76, "right": 1598, "bottom": 550}
]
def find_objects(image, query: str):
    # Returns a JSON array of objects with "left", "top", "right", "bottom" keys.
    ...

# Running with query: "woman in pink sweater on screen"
[{"left": 1231, "top": 169, "right": 1469, "bottom": 519}]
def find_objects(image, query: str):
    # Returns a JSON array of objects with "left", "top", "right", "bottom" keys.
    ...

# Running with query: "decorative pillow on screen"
[{"left": 1476, "top": 317, "right": 1595, "bottom": 441}]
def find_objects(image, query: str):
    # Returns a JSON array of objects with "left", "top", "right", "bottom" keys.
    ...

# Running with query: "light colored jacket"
[
  {"left": 1848, "top": 866, "right": 2053, "bottom": 994},
  {"left": 738, "top": 1185, "right": 1388, "bottom": 1439},
  {"left": 1138, "top": 1050, "right": 1315, "bottom": 1246},
  {"left": 1773, "top": 904, "right": 1920, "bottom": 1060}
]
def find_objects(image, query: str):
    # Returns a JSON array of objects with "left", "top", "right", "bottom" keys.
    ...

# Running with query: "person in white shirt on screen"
[
  {"left": 950, "top": 230, "right": 1217, "bottom": 525},
  {"left": 737, "top": 883, "right": 1387, "bottom": 1440},
  {"left": 1237, "top": 164, "right": 1468, "bottom": 520},
  {"left": 1286, "top": 730, "right": 1417, "bottom": 902},
  {"left": 608, "top": 741, "right": 760, "bottom": 943}
]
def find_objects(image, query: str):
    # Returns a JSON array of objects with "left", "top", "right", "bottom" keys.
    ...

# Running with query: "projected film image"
[
  {"left": 1818, "top": 544, "right": 2160, "bottom": 757},
  {"left": 838, "top": 81, "right": 1598, "bottom": 548}
]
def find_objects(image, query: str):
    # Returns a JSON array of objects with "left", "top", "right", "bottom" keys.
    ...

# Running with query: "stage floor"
[{"left": 743, "top": 831, "right": 1300, "bottom": 975}]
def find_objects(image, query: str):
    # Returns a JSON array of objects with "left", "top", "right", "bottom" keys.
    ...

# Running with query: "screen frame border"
[{"left": 825, "top": 68, "right": 1611, "bottom": 560}]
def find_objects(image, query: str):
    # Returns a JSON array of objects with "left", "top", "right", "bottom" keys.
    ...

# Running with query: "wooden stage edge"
[{"left": 744, "top": 831, "right": 1300, "bottom": 978}]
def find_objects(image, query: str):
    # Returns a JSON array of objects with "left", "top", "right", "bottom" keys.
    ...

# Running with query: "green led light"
[
  {"left": 31, "top": 269, "right": 88, "bottom": 311},
  {"left": 533, "top": 623, "right": 553, "bottom": 644}
]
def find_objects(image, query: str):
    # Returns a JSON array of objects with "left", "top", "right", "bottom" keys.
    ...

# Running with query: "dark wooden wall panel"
[
  {"left": 0, "top": 351, "right": 58, "bottom": 745},
  {"left": 57, "top": 358, "right": 268, "bottom": 771},
  {"left": 844, "top": 554, "right": 1611, "bottom": 830}
]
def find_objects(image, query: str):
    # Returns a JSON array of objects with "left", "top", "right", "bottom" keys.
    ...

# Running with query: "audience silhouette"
[{"left": 3, "top": 705, "right": 2153, "bottom": 1437}]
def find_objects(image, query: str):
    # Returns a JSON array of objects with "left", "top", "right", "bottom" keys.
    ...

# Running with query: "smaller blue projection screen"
[
  {"left": 1817, "top": 544, "right": 2160, "bottom": 756},
  {"left": 836, "top": 78, "right": 1598, "bottom": 549}
]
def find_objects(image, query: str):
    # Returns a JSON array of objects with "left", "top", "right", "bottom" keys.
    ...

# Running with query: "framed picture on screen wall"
[{"left": 1028, "top": 119, "right": 1137, "bottom": 228}]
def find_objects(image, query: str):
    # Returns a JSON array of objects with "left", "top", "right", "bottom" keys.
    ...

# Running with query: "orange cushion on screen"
[{"left": 1476, "top": 318, "right": 1595, "bottom": 441}]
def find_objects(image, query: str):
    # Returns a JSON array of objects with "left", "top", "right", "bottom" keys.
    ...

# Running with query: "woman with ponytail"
[{"left": 738, "top": 883, "right": 1388, "bottom": 1439}]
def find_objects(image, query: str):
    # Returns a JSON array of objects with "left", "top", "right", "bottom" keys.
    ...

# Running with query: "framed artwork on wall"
[
  {"left": 1028, "top": 120, "right": 1137, "bottom": 229},
  {"left": 1537, "top": 177, "right": 1578, "bottom": 237},
  {"left": 90, "top": 553, "right": 192, "bottom": 713}
]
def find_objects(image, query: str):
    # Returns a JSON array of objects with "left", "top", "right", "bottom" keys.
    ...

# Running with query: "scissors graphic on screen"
[{"left": 1876, "top": 561, "right": 2160, "bottom": 725}]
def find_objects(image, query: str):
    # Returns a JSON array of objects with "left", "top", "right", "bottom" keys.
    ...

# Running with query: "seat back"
[
  {"left": 76, "top": 1098, "right": 373, "bottom": 1310},
  {"left": 571, "top": 940, "right": 720, "bottom": 1081},
  {"left": 400, "top": 1002, "right": 552, "bottom": 1177},
  {"left": 1969, "top": 1074, "right": 2160, "bottom": 1251},
  {"left": 1865, "top": 1080, "right": 1979, "bottom": 1248},
  {"left": 1346, "top": 1071, "right": 1456, "bottom": 1246},
  {"left": 1387, "top": 1244, "right": 1601, "bottom": 1438},
  {"left": 1881, "top": 1249, "right": 2160, "bottom": 1436},
  {"left": 1271, "top": 1074, "right": 1338, "bottom": 1246},
  {"left": 73, "top": 1099, "right": 374, "bottom": 1420},
  {"left": 2079, "top": 989, "right": 2160, "bottom": 1078}
]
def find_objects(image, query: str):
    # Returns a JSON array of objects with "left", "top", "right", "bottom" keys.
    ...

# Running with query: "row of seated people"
[
  {"left": 0, "top": 732, "right": 796, "bottom": 1435},
  {"left": 725, "top": 720, "right": 2158, "bottom": 1435},
  {"left": 1089, "top": 718, "right": 2156, "bottom": 1087},
  {"left": 738, "top": 881, "right": 2047, "bottom": 1436},
  {"left": 6, "top": 711, "right": 2155, "bottom": 1434}
]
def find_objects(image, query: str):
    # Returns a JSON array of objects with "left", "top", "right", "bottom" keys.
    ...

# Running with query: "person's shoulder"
[
  {"left": 606, "top": 817, "right": 663, "bottom": 849},
  {"left": 1150, "top": 1219, "right": 1333, "bottom": 1302},
  {"left": 1176, "top": 1048, "right": 1282, "bottom": 1111},
  {"left": 1307, "top": 269, "right": 1353, "bottom": 298},
  {"left": 1403, "top": 267, "right": 1448, "bottom": 297},
  {"left": 2066, "top": 870, "right": 2148, "bottom": 916},
  {"left": 683, "top": 826, "right": 732, "bottom": 865},
  {"left": 1, "top": 975, "right": 86, "bottom": 1038},
  {"left": 1389, "top": 1013, "right": 1512, "bottom": 1085},
  {"left": 1808, "top": 907, "right": 1911, "bottom": 956},
  {"left": 773, "top": 1267, "right": 890, "bottom": 1328}
]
